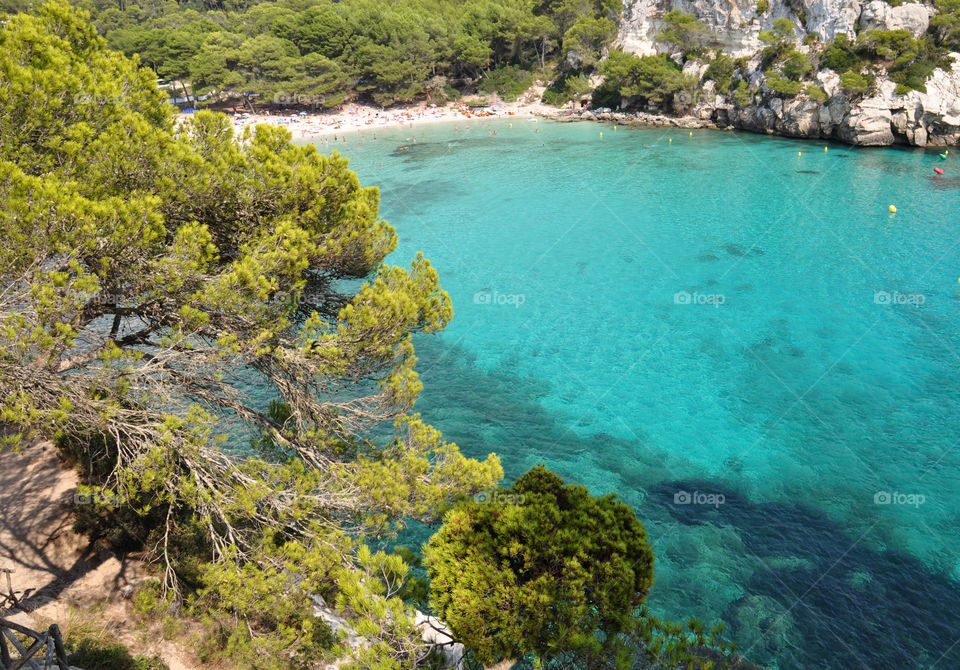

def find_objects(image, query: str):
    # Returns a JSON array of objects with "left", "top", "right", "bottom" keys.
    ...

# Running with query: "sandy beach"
[{"left": 204, "top": 99, "right": 557, "bottom": 141}]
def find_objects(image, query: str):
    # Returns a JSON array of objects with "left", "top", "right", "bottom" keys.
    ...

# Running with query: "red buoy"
[{"left": 934, "top": 167, "right": 944, "bottom": 175}]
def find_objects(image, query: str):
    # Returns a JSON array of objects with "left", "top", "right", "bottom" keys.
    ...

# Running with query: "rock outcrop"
[
  {"left": 547, "top": 51, "right": 960, "bottom": 146},
  {"left": 615, "top": 0, "right": 932, "bottom": 52},
  {"left": 610, "top": 0, "right": 960, "bottom": 146},
  {"left": 858, "top": 0, "right": 930, "bottom": 38},
  {"left": 710, "top": 53, "right": 960, "bottom": 145}
]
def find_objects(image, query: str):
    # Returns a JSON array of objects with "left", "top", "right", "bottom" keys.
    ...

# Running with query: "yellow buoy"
[
  {"left": 689, "top": 131, "right": 693, "bottom": 136},
  {"left": 798, "top": 151, "right": 802, "bottom": 156},
  {"left": 824, "top": 146, "right": 828, "bottom": 152},
  {"left": 509, "top": 123, "right": 512, "bottom": 128},
  {"left": 669, "top": 137, "right": 673, "bottom": 143},
  {"left": 600, "top": 132, "right": 603, "bottom": 138},
  {"left": 889, "top": 205, "right": 897, "bottom": 213},
  {"left": 614, "top": 125, "right": 617, "bottom": 131}
]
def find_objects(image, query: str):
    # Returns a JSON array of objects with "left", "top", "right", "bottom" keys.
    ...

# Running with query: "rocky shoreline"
[
  {"left": 603, "top": 0, "right": 960, "bottom": 148},
  {"left": 538, "top": 54, "right": 960, "bottom": 148}
]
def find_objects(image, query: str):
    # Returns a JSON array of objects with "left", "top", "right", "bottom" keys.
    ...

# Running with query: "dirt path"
[
  {"left": 0, "top": 440, "right": 195, "bottom": 670},
  {"left": 0, "top": 441, "right": 90, "bottom": 610}
]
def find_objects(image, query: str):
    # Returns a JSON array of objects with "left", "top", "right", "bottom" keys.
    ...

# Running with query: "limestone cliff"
[{"left": 611, "top": 0, "right": 960, "bottom": 145}]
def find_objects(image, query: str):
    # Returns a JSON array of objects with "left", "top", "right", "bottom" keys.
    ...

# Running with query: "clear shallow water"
[{"left": 309, "top": 120, "right": 960, "bottom": 669}]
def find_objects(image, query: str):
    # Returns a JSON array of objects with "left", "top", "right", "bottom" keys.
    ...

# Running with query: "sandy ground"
[
  {"left": 210, "top": 99, "right": 558, "bottom": 141},
  {"left": 0, "top": 440, "right": 195, "bottom": 670}
]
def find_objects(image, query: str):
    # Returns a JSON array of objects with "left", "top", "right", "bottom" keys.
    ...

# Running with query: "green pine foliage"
[
  {"left": 839, "top": 71, "right": 872, "bottom": 94},
  {"left": 477, "top": 65, "right": 535, "bottom": 101},
  {"left": 656, "top": 9, "right": 710, "bottom": 57},
  {"left": 425, "top": 466, "right": 655, "bottom": 665},
  {"left": 596, "top": 49, "right": 696, "bottom": 111},
  {"left": 542, "top": 71, "right": 592, "bottom": 105},
  {"left": 733, "top": 80, "right": 756, "bottom": 107},
  {"left": 704, "top": 54, "right": 736, "bottom": 94},
  {"left": 426, "top": 466, "right": 743, "bottom": 669},
  {"left": 819, "top": 29, "right": 952, "bottom": 95},
  {"left": 53, "top": 0, "right": 621, "bottom": 107},
  {"left": 805, "top": 83, "right": 828, "bottom": 102},
  {"left": 764, "top": 70, "right": 802, "bottom": 96},
  {"left": 931, "top": 0, "right": 960, "bottom": 50}
]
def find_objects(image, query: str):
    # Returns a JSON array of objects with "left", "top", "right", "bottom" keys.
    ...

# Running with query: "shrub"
[
  {"left": 756, "top": 0, "right": 769, "bottom": 13},
  {"left": 931, "top": 0, "right": 960, "bottom": 50},
  {"left": 805, "top": 83, "right": 828, "bottom": 102},
  {"left": 477, "top": 65, "right": 533, "bottom": 101},
  {"left": 705, "top": 54, "right": 736, "bottom": 94},
  {"left": 781, "top": 49, "right": 813, "bottom": 79},
  {"left": 656, "top": 9, "right": 710, "bottom": 57},
  {"left": 426, "top": 466, "right": 655, "bottom": 666},
  {"left": 891, "top": 60, "right": 936, "bottom": 92},
  {"left": 840, "top": 71, "right": 871, "bottom": 93},
  {"left": 67, "top": 637, "right": 169, "bottom": 670},
  {"left": 820, "top": 34, "right": 863, "bottom": 73},
  {"left": 857, "top": 30, "right": 948, "bottom": 93},
  {"left": 733, "top": 79, "right": 756, "bottom": 106},
  {"left": 773, "top": 17, "right": 796, "bottom": 38},
  {"left": 859, "top": 29, "right": 914, "bottom": 61},
  {"left": 765, "top": 70, "right": 802, "bottom": 95},
  {"left": 597, "top": 50, "right": 694, "bottom": 111},
  {"left": 542, "top": 72, "right": 592, "bottom": 105},
  {"left": 760, "top": 41, "right": 792, "bottom": 68}
]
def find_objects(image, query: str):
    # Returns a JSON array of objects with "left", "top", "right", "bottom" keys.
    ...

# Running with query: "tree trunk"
[{"left": 178, "top": 80, "right": 192, "bottom": 107}]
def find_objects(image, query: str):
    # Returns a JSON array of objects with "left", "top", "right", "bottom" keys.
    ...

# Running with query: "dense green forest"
[
  {"left": 35, "top": 0, "right": 621, "bottom": 106},
  {"left": 2, "top": 0, "right": 957, "bottom": 112}
]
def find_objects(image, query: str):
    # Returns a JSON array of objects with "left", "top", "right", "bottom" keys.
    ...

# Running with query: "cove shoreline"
[
  {"left": 533, "top": 104, "right": 960, "bottom": 149},
  {"left": 219, "top": 98, "right": 958, "bottom": 150},
  {"left": 213, "top": 99, "right": 558, "bottom": 140}
]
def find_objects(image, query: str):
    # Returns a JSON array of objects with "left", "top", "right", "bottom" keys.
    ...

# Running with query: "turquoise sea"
[{"left": 308, "top": 119, "right": 960, "bottom": 669}]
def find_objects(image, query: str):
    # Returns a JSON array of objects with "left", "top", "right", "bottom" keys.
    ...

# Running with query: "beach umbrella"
[{"left": 298, "top": 111, "right": 308, "bottom": 115}]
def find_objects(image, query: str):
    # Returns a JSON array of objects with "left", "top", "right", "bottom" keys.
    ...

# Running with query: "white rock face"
[
  {"left": 415, "top": 612, "right": 466, "bottom": 670},
  {"left": 616, "top": 0, "right": 931, "bottom": 54},
  {"left": 612, "top": 0, "right": 960, "bottom": 145},
  {"left": 800, "top": 0, "right": 861, "bottom": 40},
  {"left": 617, "top": 0, "right": 766, "bottom": 57},
  {"left": 859, "top": 0, "right": 930, "bottom": 38}
]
